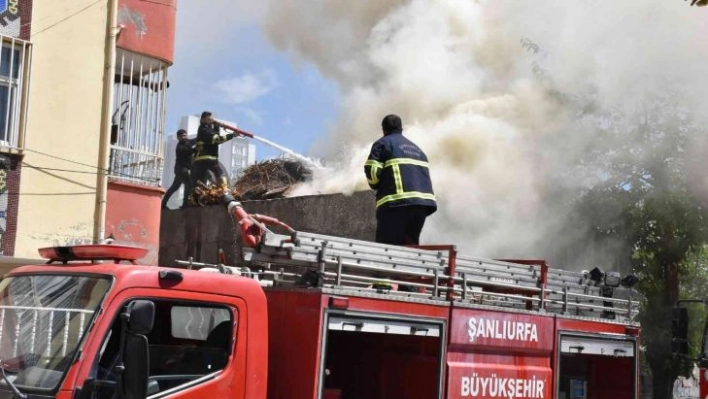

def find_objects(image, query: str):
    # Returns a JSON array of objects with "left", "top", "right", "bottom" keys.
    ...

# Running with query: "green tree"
[
  {"left": 567, "top": 86, "right": 708, "bottom": 399},
  {"left": 679, "top": 247, "right": 708, "bottom": 359},
  {"left": 522, "top": 36, "right": 708, "bottom": 399}
]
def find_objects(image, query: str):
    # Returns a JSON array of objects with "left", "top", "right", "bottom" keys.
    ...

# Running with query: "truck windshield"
[{"left": 0, "top": 274, "right": 111, "bottom": 393}]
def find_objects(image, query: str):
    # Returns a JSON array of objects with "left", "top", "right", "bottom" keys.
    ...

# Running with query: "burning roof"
[
  {"left": 233, "top": 158, "right": 313, "bottom": 200},
  {"left": 193, "top": 158, "right": 313, "bottom": 205}
]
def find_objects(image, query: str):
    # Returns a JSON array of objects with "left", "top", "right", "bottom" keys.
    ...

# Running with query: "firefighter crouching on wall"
[
  {"left": 191, "top": 111, "right": 237, "bottom": 195},
  {"left": 364, "top": 114, "right": 437, "bottom": 246}
]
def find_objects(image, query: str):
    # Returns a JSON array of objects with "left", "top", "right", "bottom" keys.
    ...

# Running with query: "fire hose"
[
  {"left": 216, "top": 121, "right": 255, "bottom": 139},
  {"left": 221, "top": 193, "right": 294, "bottom": 247},
  {"left": 688, "top": 0, "right": 708, "bottom": 6},
  {"left": 207, "top": 122, "right": 301, "bottom": 247}
]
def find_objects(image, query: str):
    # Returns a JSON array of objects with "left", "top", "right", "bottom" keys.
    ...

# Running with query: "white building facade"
[{"left": 161, "top": 115, "right": 256, "bottom": 209}]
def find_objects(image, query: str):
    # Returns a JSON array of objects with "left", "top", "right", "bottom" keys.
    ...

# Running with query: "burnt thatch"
[
  {"left": 192, "top": 158, "right": 312, "bottom": 206},
  {"left": 233, "top": 159, "right": 312, "bottom": 200}
]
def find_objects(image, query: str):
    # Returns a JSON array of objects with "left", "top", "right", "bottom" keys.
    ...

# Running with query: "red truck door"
[
  {"left": 555, "top": 333, "right": 638, "bottom": 399},
  {"left": 72, "top": 288, "right": 249, "bottom": 398},
  {"left": 320, "top": 311, "right": 446, "bottom": 399}
]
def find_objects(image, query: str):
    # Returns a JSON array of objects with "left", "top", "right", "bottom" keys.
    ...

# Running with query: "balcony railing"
[{"left": 109, "top": 48, "right": 168, "bottom": 186}]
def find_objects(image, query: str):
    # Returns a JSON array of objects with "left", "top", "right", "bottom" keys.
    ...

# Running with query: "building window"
[
  {"left": 0, "top": 36, "right": 30, "bottom": 150},
  {"left": 110, "top": 48, "right": 169, "bottom": 186}
]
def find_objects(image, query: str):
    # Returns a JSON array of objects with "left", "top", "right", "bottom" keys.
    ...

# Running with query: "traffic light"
[{"left": 672, "top": 307, "right": 689, "bottom": 356}]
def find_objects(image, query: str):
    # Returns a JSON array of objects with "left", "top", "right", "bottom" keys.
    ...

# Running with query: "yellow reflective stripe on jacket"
[
  {"left": 392, "top": 164, "right": 403, "bottom": 193},
  {"left": 193, "top": 155, "right": 218, "bottom": 161},
  {"left": 365, "top": 160, "right": 383, "bottom": 185},
  {"left": 376, "top": 192, "right": 436, "bottom": 207},
  {"left": 384, "top": 158, "right": 429, "bottom": 168},
  {"left": 212, "top": 135, "right": 227, "bottom": 144},
  {"left": 368, "top": 170, "right": 379, "bottom": 185}
]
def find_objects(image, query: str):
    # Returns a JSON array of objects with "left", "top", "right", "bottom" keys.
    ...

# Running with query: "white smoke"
[{"left": 256, "top": 0, "right": 708, "bottom": 259}]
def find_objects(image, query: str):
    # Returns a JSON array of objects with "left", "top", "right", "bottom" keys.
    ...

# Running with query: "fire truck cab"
[{"left": 0, "top": 229, "right": 640, "bottom": 399}]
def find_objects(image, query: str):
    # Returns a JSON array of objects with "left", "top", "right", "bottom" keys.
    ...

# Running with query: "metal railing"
[{"left": 109, "top": 48, "right": 168, "bottom": 186}]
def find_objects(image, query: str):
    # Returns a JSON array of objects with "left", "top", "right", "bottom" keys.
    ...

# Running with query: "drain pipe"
[{"left": 93, "top": 0, "right": 120, "bottom": 244}]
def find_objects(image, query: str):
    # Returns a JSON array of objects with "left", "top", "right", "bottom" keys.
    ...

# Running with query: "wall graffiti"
[
  {"left": 27, "top": 222, "right": 93, "bottom": 247},
  {"left": 114, "top": 0, "right": 175, "bottom": 63},
  {"left": 0, "top": 159, "right": 8, "bottom": 254},
  {"left": 107, "top": 218, "right": 157, "bottom": 265},
  {"left": 0, "top": 0, "right": 21, "bottom": 38},
  {"left": 117, "top": 5, "right": 147, "bottom": 39},
  {"left": 105, "top": 181, "right": 163, "bottom": 266},
  {"left": 0, "top": 154, "right": 20, "bottom": 255}
]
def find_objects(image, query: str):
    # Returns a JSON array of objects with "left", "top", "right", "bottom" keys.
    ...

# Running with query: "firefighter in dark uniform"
[
  {"left": 191, "top": 111, "right": 236, "bottom": 194},
  {"left": 364, "top": 114, "right": 437, "bottom": 245},
  {"left": 161, "top": 129, "right": 196, "bottom": 209}
]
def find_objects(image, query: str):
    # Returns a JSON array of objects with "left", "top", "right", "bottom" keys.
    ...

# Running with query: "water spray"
[{"left": 217, "top": 121, "right": 323, "bottom": 170}]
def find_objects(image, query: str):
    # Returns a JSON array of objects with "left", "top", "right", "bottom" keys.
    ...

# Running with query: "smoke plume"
[{"left": 255, "top": 1, "right": 708, "bottom": 263}]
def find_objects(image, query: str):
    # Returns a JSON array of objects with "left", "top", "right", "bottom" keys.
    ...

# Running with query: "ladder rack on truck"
[{"left": 176, "top": 229, "right": 640, "bottom": 322}]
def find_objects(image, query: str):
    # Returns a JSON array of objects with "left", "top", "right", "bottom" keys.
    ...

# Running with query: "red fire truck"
[{"left": 0, "top": 197, "right": 641, "bottom": 399}]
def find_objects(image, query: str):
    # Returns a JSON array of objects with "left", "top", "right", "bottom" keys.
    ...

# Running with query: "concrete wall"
[
  {"left": 14, "top": 1, "right": 108, "bottom": 256},
  {"left": 159, "top": 190, "right": 377, "bottom": 267}
]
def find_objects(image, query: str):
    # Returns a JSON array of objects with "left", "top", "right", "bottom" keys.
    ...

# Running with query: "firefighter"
[
  {"left": 191, "top": 111, "right": 236, "bottom": 194},
  {"left": 161, "top": 129, "right": 196, "bottom": 210},
  {"left": 364, "top": 114, "right": 437, "bottom": 246}
]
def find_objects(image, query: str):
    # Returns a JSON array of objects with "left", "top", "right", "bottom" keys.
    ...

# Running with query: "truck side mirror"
[
  {"left": 672, "top": 306, "right": 689, "bottom": 356},
  {"left": 126, "top": 300, "right": 155, "bottom": 335},
  {"left": 120, "top": 300, "right": 155, "bottom": 399}
]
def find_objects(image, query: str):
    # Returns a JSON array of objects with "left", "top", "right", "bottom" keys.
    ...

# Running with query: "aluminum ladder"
[{"left": 232, "top": 230, "right": 639, "bottom": 321}]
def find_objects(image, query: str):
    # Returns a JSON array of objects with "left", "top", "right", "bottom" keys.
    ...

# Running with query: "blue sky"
[{"left": 165, "top": 1, "right": 340, "bottom": 161}]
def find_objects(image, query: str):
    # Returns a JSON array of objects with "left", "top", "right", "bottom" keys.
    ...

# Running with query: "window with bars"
[
  {"left": 0, "top": 36, "right": 30, "bottom": 150},
  {"left": 109, "top": 48, "right": 168, "bottom": 186}
]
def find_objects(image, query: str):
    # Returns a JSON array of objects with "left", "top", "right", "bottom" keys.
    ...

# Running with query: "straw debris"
[{"left": 192, "top": 158, "right": 312, "bottom": 205}]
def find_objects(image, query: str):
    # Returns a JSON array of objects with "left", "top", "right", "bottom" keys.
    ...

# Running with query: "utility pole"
[{"left": 93, "top": 0, "right": 119, "bottom": 244}]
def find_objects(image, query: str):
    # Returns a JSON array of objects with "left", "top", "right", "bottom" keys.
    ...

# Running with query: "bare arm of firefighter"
[{"left": 365, "top": 140, "right": 386, "bottom": 190}]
